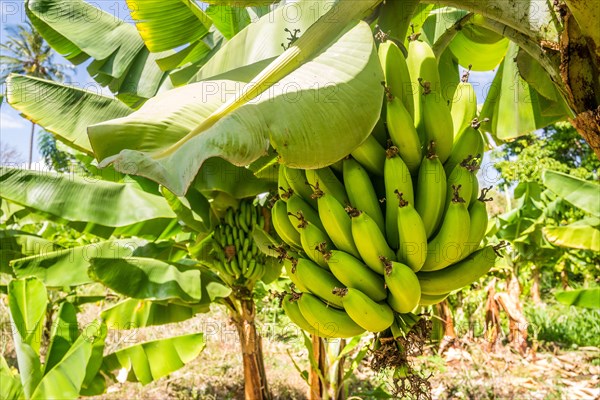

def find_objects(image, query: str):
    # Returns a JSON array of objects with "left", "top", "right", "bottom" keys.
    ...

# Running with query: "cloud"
[{"left": 0, "top": 111, "right": 28, "bottom": 129}]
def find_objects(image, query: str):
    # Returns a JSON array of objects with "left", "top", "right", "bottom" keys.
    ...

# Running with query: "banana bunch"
[
  {"left": 210, "top": 200, "right": 267, "bottom": 286},
  {"left": 272, "top": 36, "right": 503, "bottom": 339}
]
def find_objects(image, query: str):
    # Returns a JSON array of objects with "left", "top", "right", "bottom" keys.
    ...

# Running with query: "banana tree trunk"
[
  {"left": 495, "top": 274, "right": 528, "bottom": 355},
  {"left": 231, "top": 298, "right": 271, "bottom": 400}
]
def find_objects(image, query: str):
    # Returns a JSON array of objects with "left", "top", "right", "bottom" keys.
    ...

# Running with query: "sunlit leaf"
[
  {"left": 543, "top": 170, "right": 600, "bottom": 217},
  {"left": 101, "top": 299, "right": 208, "bottom": 329},
  {"left": 555, "top": 287, "right": 600, "bottom": 309},
  {"left": 543, "top": 225, "right": 600, "bottom": 252}
]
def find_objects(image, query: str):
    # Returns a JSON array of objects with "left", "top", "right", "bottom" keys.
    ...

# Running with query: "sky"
[{"left": 0, "top": 0, "right": 496, "bottom": 167}]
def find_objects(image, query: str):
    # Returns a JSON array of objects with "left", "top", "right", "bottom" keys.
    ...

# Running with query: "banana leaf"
[
  {"left": 43, "top": 302, "right": 79, "bottom": 374},
  {"left": 89, "top": 258, "right": 231, "bottom": 304},
  {"left": 101, "top": 299, "right": 209, "bottom": 329},
  {"left": 542, "top": 170, "right": 600, "bottom": 217},
  {"left": 1, "top": 356, "right": 24, "bottom": 400},
  {"left": 89, "top": 20, "right": 383, "bottom": 195},
  {"left": 555, "top": 287, "right": 600, "bottom": 309},
  {"left": 11, "top": 239, "right": 148, "bottom": 287},
  {"left": 543, "top": 225, "right": 600, "bottom": 252},
  {"left": 101, "top": 333, "right": 205, "bottom": 385},
  {"left": 26, "top": 0, "right": 170, "bottom": 106},
  {"left": 0, "top": 230, "right": 58, "bottom": 276},
  {"left": 6, "top": 75, "right": 132, "bottom": 154},
  {"left": 0, "top": 167, "right": 176, "bottom": 234}
]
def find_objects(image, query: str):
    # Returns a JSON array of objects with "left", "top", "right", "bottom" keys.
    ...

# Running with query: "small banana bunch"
[
  {"left": 272, "top": 35, "right": 504, "bottom": 340},
  {"left": 211, "top": 200, "right": 267, "bottom": 286}
]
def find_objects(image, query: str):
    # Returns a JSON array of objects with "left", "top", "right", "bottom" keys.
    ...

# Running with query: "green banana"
[
  {"left": 283, "top": 257, "right": 310, "bottom": 292},
  {"left": 343, "top": 158, "right": 385, "bottom": 233},
  {"left": 419, "top": 292, "right": 450, "bottom": 306},
  {"left": 324, "top": 250, "right": 387, "bottom": 302},
  {"left": 406, "top": 38, "right": 441, "bottom": 137},
  {"left": 459, "top": 187, "right": 492, "bottom": 260},
  {"left": 305, "top": 167, "right": 348, "bottom": 205},
  {"left": 349, "top": 209, "right": 395, "bottom": 274},
  {"left": 383, "top": 259, "right": 421, "bottom": 313},
  {"left": 415, "top": 144, "right": 447, "bottom": 238},
  {"left": 314, "top": 189, "right": 360, "bottom": 258},
  {"left": 471, "top": 177, "right": 480, "bottom": 205},
  {"left": 379, "top": 39, "right": 414, "bottom": 119},
  {"left": 418, "top": 244, "right": 501, "bottom": 295},
  {"left": 444, "top": 157, "right": 478, "bottom": 210},
  {"left": 282, "top": 293, "right": 316, "bottom": 333},
  {"left": 444, "top": 118, "right": 485, "bottom": 176},
  {"left": 385, "top": 94, "right": 421, "bottom": 174},
  {"left": 283, "top": 165, "right": 317, "bottom": 208},
  {"left": 286, "top": 194, "right": 324, "bottom": 232},
  {"left": 450, "top": 75, "right": 477, "bottom": 140},
  {"left": 351, "top": 135, "right": 386, "bottom": 177},
  {"left": 296, "top": 217, "right": 332, "bottom": 269},
  {"left": 272, "top": 199, "right": 302, "bottom": 249},
  {"left": 394, "top": 191, "right": 427, "bottom": 272},
  {"left": 278, "top": 165, "right": 293, "bottom": 201},
  {"left": 298, "top": 293, "right": 365, "bottom": 339},
  {"left": 420, "top": 81, "right": 454, "bottom": 164},
  {"left": 384, "top": 147, "right": 414, "bottom": 249},
  {"left": 333, "top": 288, "right": 394, "bottom": 332},
  {"left": 420, "top": 185, "right": 471, "bottom": 271},
  {"left": 294, "top": 257, "right": 345, "bottom": 308}
]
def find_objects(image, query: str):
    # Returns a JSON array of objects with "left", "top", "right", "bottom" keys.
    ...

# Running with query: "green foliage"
[
  {"left": 492, "top": 122, "right": 599, "bottom": 187},
  {"left": 37, "top": 131, "right": 77, "bottom": 172},
  {"left": 525, "top": 303, "right": 600, "bottom": 348}
]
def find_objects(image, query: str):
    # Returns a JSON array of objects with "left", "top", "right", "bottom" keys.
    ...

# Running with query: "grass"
[{"left": 525, "top": 303, "right": 600, "bottom": 348}]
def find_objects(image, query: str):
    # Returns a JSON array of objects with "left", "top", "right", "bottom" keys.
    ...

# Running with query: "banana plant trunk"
[{"left": 231, "top": 298, "right": 271, "bottom": 400}]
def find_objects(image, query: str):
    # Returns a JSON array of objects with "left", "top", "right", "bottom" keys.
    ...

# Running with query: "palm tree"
[{"left": 0, "top": 19, "right": 72, "bottom": 168}]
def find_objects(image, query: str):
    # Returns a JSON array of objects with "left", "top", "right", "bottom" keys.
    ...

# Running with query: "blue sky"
[{"left": 1, "top": 1, "right": 496, "bottom": 165}]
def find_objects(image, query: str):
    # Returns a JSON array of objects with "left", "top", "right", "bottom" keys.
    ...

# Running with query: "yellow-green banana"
[
  {"left": 444, "top": 157, "right": 478, "bottom": 210},
  {"left": 305, "top": 167, "right": 348, "bottom": 205},
  {"left": 349, "top": 209, "right": 395, "bottom": 274},
  {"left": 394, "top": 191, "right": 427, "bottom": 272},
  {"left": 324, "top": 250, "right": 386, "bottom": 302},
  {"left": 384, "top": 147, "right": 414, "bottom": 249},
  {"left": 294, "top": 258, "right": 344, "bottom": 308},
  {"left": 283, "top": 165, "right": 317, "bottom": 208},
  {"left": 351, "top": 135, "right": 386, "bottom": 177},
  {"left": 278, "top": 164, "right": 293, "bottom": 201},
  {"left": 314, "top": 190, "right": 360, "bottom": 258},
  {"left": 421, "top": 82, "right": 454, "bottom": 164},
  {"left": 379, "top": 40, "right": 414, "bottom": 118},
  {"left": 343, "top": 158, "right": 385, "bottom": 233},
  {"left": 444, "top": 118, "right": 485, "bottom": 176},
  {"left": 415, "top": 145, "right": 447, "bottom": 238},
  {"left": 406, "top": 38, "right": 441, "bottom": 136},
  {"left": 385, "top": 95, "right": 421, "bottom": 174},
  {"left": 450, "top": 78, "right": 477, "bottom": 140},
  {"left": 419, "top": 292, "right": 450, "bottom": 306},
  {"left": 418, "top": 244, "right": 501, "bottom": 295},
  {"left": 383, "top": 260, "right": 421, "bottom": 313},
  {"left": 283, "top": 257, "right": 310, "bottom": 292},
  {"left": 286, "top": 194, "right": 323, "bottom": 232},
  {"left": 459, "top": 188, "right": 492, "bottom": 260},
  {"left": 333, "top": 287, "right": 394, "bottom": 332},
  {"left": 297, "top": 220, "right": 332, "bottom": 269},
  {"left": 298, "top": 293, "right": 365, "bottom": 339},
  {"left": 272, "top": 200, "right": 302, "bottom": 249},
  {"left": 282, "top": 294, "right": 315, "bottom": 333},
  {"left": 421, "top": 185, "right": 471, "bottom": 272}
]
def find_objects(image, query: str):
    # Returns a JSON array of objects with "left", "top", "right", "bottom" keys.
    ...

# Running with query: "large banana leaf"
[
  {"left": 189, "top": 0, "right": 333, "bottom": 83},
  {"left": 555, "top": 287, "right": 600, "bottom": 309},
  {"left": 101, "top": 333, "right": 205, "bottom": 385},
  {"left": 11, "top": 239, "right": 148, "bottom": 287},
  {"left": 480, "top": 42, "right": 565, "bottom": 140},
  {"left": 101, "top": 299, "right": 209, "bottom": 329},
  {"left": 7, "top": 277, "right": 47, "bottom": 398},
  {"left": 0, "top": 230, "right": 57, "bottom": 275},
  {"left": 43, "top": 302, "right": 79, "bottom": 374},
  {"left": 542, "top": 170, "right": 600, "bottom": 217},
  {"left": 0, "top": 167, "right": 175, "bottom": 228},
  {"left": 206, "top": 4, "right": 250, "bottom": 40},
  {"left": 89, "top": 258, "right": 231, "bottom": 303},
  {"left": 89, "top": 21, "right": 383, "bottom": 195},
  {"left": 126, "top": 0, "right": 217, "bottom": 73},
  {"left": 6, "top": 75, "right": 132, "bottom": 154},
  {"left": 0, "top": 356, "right": 24, "bottom": 400},
  {"left": 543, "top": 225, "right": 600, "bottom": 252},
  {"left": 26, "top": 0, "right": 170, "bottom": 106}
]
